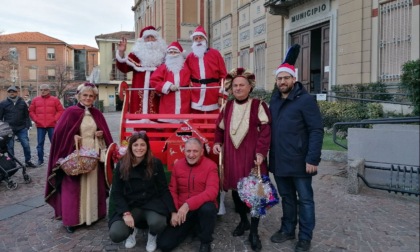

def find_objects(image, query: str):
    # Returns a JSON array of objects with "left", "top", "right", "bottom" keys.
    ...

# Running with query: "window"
[
  {"left": 29, "top": 68, "right": 37, "bottom": 80},
  {"left": 47, "top": 48, "right": 55, "bottom": 60},
  {"left": 239, "top": 48, "right": 249, "bottom": 69},
  {"left": 224, "top": 53, "right": 232, "bottom": 72},
  {"left": 28, "top": 47, "right": 36, "bottom": 60},
  {"left": 254, "top": 43, "right": 266, "bottom": 89},
  {"left": 182, "top": 0, "right": 197, "bottom": 23},
  {"left": 47, "top": 68, "right": 56, "bottom": 80},
  {"left": 379, "top": 0, "right": 412, "bottom": 83}
]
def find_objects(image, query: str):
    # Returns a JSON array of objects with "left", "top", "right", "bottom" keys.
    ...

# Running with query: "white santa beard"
[
  {"left": 131, "top": 39, "right": 167, "bottom": 67},
  {"left": 192, "top": 41, "right": 207, "bottom": 58},
  {"left": 165, "top": 55, "right": 185, "bottom": 74}
]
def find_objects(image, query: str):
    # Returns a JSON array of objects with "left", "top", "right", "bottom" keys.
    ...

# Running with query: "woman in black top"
[{"left": 108, "top": 131, "right": 175, "bottom": 251}]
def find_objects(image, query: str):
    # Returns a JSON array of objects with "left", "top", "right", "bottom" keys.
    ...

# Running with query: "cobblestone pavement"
[{"left": 0, "top": 112, "right": 418, "bottom": 252}]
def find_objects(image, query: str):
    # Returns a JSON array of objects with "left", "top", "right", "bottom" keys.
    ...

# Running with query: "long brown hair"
[{"left": 119, "top": 131, "right": 154, "bottom": 180}]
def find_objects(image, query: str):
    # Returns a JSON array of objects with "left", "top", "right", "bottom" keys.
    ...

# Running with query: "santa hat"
[
  {"left": 167, "top": 41, "right": 184, "bottom": 53},
  {"left": 140, "top": 26, "right": 159, "bottom": 39},
  {"left": 275, "top": 44, "right": 301, "bottom": 77},
  {"left": 275, "top": 63, "right": 296, "bottom": 77},
  {"left": 190, "top": 25, "right": 208, "bottom": 41}
]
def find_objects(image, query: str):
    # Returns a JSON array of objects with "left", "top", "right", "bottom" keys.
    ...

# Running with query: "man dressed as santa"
[
  {"left": 150, "top": 42, "right": 191, "bottom": 123},
  {"left": 185, "top": 25, "right": 227, "bottom": 114},
  {"left": 116, "top": 26, "right": 167, "bottom": 116}
]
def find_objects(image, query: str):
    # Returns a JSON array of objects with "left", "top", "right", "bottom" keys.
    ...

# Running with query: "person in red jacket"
[
  {"left": 157, "top": 137, "right": 219, "bottom": 252},
  {"left": 29, "top": 84, "right": 64, "bottom": 166}
]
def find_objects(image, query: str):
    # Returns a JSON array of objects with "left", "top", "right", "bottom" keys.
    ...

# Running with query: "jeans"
[
  {"left": 7, "top": 128, "right": 32, "bottom": 163},
  {"left": 274, "top": 176, "right": 315, "bottom": 241},
  {"left": 36, "top": 127, "right": 54, "bottom": 163}
]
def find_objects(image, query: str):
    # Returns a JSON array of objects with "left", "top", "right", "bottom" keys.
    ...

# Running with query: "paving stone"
[{"left": 0, "top": 112, "right": 418, "bottom": 252}]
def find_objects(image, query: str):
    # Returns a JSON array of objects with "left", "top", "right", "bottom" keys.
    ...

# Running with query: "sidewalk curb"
[{"left": 321, "top": 149, "right": 347, "bottom": 163}]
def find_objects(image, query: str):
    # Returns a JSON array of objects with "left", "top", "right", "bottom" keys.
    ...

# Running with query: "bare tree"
[
  {"left": 0, "top": 41, "right": 16, "bottom": 89},
  {"left": 45, "top": 64, "right": 79, "bottom": 100}
]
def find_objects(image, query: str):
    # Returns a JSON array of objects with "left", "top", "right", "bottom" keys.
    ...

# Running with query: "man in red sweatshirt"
[
  {"left": 29, "top": 84, "right": 64, "bottom": 166},
  {"left": 157, "top": 137, "right": 219, "bottom": 252}
]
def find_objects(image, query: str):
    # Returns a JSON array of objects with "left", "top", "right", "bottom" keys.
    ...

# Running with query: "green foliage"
[
  {"left": 366, "top": 103, "right": 384, "bottom": 118},
  {"left": 318, "top": 101, "right": 383, "bottom": 130},
  {"left": 250, "top": 88, "right": 273, "bottom": 103},
  {"left": 331, "top": 82, "right": 392, "bottom": 101},
  {"left": 400, "top": 59, "right": 420, "bottom": 115},
  {"left": 322, "top": 133, "right": 347, "bottom": 151}
]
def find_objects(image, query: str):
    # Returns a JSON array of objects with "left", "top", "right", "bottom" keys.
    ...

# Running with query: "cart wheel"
[
  {"left": 24, "top": 174, "right": 32, "bottom": 184},
  {"left": 7, "top": 181, "right": 18, "bottom": 190}
]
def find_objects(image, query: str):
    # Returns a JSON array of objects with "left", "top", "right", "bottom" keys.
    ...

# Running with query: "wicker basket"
[{"left": 59, "top": 142, "right": 99, "bottom": 176}]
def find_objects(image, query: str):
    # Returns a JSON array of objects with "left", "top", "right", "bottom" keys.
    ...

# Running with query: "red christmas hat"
[
  {"left": 140, "top": 26, "right": 158, "bottom": 38},
  {"left": 275, "top": 63, "right": 296, "bottom": 77},
  {"left": 167, "top": 41, "right": 184, "bottom": 52},
  {"left": 190, "top": 25, "right": 208, "bottom": 41}
]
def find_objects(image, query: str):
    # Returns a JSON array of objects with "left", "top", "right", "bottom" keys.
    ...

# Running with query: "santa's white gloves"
[{"left": 170, "top": 85, "right": 179, "bottom": 92}]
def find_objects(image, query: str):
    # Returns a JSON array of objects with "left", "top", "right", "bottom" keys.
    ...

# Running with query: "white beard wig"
[
  {"left": 191, "top": 40, "right": 208, "bottom": 58},
  {"left": 131, "top": 38, "right": 167, "bottom": 67},
  {"left": 165, "top": 54, "right": 185, "bottom": 74}
]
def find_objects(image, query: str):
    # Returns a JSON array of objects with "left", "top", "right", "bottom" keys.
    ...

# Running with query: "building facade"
[
  {"left": 95, "top": 31, "right": 136, "bottom": 112},
  {"left": 133, "top": 0, "right": 419, "bottom": 94},
  {"left": 0, "top": 32, "right": 99, "bottom": 100}
]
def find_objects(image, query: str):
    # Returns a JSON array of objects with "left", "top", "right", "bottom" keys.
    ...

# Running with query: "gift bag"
[
  {"left": 237, "top": 165, "right": 280, "bottom": 217},
  {"left": 59, "top": 141, "right": 99, "bottom": 176}
]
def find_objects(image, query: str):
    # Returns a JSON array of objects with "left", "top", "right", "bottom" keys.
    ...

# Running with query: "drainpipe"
[{"left": 207, "top": 0, "right": 211, "bottom": 43}]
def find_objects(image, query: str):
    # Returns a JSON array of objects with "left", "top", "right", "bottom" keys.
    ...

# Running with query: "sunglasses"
[{"left": 131, "top": 130, "right": 147, "bottom": 137}]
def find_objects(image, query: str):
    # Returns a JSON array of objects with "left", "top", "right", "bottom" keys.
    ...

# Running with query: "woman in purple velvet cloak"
[{"left": 45, "top": 83, "right": 113, "bottom": 233}]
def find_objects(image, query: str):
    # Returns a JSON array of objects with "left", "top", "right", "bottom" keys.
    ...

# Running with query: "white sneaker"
[
  {"left": 146, "top": 232, "right": 157, "bottom": 252},
  {"left": 125, "top": 228, "right": 137, "bottom": 249}
]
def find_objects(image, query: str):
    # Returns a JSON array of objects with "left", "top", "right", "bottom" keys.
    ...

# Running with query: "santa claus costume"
[
  {"left": 150, "top": 42, "right": 191, "bottom": 123},
  {"left": 116, "top": 26, "right": 167, "bottom": 116},
  {"left": 185, "top": 26, "right": 227, "bottom": 113}
]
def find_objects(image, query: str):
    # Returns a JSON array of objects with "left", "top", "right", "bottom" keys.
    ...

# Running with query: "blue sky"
[{"left": 0, "top": 0, "right": 134, "bottom": 47}]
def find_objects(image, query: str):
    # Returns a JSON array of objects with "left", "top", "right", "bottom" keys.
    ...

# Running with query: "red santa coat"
[
  {"left": 185, "top": 48, "right": 227, "bottom": 112},
  {"left": 116, "top": 52, "right": 160, "bottom": 114},
  {"left": 150, "top": 64, "right": 192, "bottom": 123}
]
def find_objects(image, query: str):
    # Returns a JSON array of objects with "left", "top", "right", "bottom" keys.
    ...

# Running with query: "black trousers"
[
  {"left": 157, "top": 202, "right": 217, "bottom": 251},
  {"left": 108, "top": 208, "right": 166, "bottom": 243}
]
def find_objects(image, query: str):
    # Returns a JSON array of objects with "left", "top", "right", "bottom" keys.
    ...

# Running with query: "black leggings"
[
  {"left": 109, "top": 208, "right": 167, "bottom": 243},
  {"left": 232, "top": 190, "right": 260, "bottom": 234}
]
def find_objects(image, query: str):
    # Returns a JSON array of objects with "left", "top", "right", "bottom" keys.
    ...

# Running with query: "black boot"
[
  {"left": 248, "top": 232, "right": 262, "bottom": 251},
  {"left": 64, "top": 226, "right": 75, "bottom": 233},
  {"left": 232, "top": 220, "right": 250, "bottom": 236}
]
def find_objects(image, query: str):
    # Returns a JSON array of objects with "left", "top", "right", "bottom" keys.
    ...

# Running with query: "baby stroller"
[{"left": 0, "top": 122, "right": 31, "bottom": 190}]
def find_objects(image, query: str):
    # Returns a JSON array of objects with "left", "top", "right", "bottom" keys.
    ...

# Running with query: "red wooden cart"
[{"left": 104, "top": 83, "right": 220, "bottom": 187}]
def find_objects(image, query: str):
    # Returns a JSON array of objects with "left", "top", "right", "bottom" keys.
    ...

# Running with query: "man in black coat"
[
  {"left": 268, "top": 63, "right": 324, "bottom": 252},
  {"left": 0, "top": 86, "right": 37, "bottom": 168}
]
